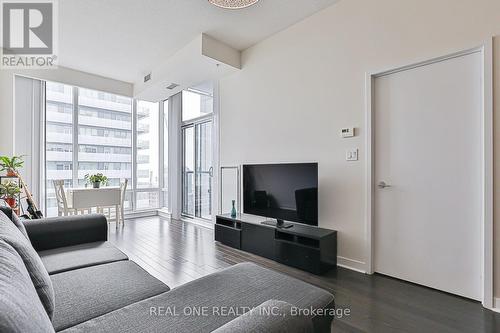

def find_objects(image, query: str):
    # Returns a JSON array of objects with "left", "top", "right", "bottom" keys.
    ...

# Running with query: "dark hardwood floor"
[{"left": 108, "top": 217, "right": 500, "bottom": 333}]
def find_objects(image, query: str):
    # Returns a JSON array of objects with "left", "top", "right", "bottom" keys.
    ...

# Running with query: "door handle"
[
  {"left": 377, "top": 181, "right": 392, "bottom": 189},
  {"left": 209, "top": 166, "right": 214, "bottom": 177}
]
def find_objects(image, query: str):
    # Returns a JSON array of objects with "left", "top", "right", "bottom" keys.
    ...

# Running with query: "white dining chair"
[
  {"left": 118, "top": 179, "right": 128, "bottom": 225},
  {"left": 98, "top": 179, "right": 128, "bottom": 225},
  {"left": 53, "top": 180, "right": 77, "bottom": 216}
]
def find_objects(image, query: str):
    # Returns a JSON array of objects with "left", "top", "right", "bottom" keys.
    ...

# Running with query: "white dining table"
[{"left": 65, "top": 187, "right": 122, "bottom": 224}]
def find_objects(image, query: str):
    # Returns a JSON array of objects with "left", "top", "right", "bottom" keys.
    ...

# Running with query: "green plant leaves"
[
  {"left": 0, "top": 155, "right": 25, "bottom": 171},
  {"left": 0, "top": 181, "right": 21, "bottom": 198},
  {"left": 84, "top": 173, "right": 108, "bottom": 185}
]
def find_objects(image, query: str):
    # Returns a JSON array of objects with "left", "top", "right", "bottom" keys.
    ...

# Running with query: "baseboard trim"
[
  {"left": 181, "top": 217, "right": 214, "bottom": 230},
  {"left": 123, "top": 209, "right": 158, "bottom": 220},
  {"left": 492, "top": 298, "right": 500, "bottom": 313},
  {"left": 157, "top": 209, "right": 171, "bottom": 219},
  {"left": 337, "top": 256, "right": 366, "bottom": 273}
]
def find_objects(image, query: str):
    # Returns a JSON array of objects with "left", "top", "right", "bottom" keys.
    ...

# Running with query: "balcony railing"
[
  {"left": 136, "top": 155, "right": 149, "bottom": 164},
  {"left": 137, "top": 123, "right": 150, "bottom": 133},
  {"left": 78, "top": 135, "right": 131, "bottom": 147},
  {"left": 77, "top": 170, "right": 131, "bottom": 179},
  {"left": 46, "top": 170, "right": 72, "bottom": 180},
  {"left": 46, "top": 151, "right": 72, "bottom": 161},
  {"left": 78, "top": 152, "right": 132, "bottom": 163},
  {"left": 79, "top": 116, "right": 132, "bottom": 131},
  {"left": 137, "top": 140, "right": 150, "bottom": 149},
  {"left": 46, "top": 133, "right": 72, "bottom": 144},
  {"left": 46, "top": 91, "right": 72, "bottom": 104},
  {"left": 78, "top": 96, "right": 132, "bottom": 113},
  {"left": 46, "top": 111, "right": 72, "bottom": 124}
]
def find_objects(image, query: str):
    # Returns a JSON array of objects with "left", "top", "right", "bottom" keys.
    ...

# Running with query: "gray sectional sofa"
[{"left": 0, "top": 207, "right": 334, "bottom": 332}]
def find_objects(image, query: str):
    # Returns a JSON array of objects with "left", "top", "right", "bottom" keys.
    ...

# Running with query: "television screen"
[{"left": 243, "top": 163, "right": 318, "bottom": 226}]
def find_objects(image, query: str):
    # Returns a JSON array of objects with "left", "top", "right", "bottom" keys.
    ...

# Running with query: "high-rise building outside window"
[
  {"left": 136, "top": 100, "right": 160, "bottom": 209},
  {"left": 181, "top": 85, "right": 214, "bottom": 221},
  {"left": 45, "top": 82, "right": 74, "bottom": 216},
  {"left": 44, "top": 81, "right": 165, "bottom": 216}
]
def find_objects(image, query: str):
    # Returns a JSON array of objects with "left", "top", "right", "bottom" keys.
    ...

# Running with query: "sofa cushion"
[
  {"left": 51, "top": 260, "right": 170, "bottom": 331},
  {"left": 0, "top": 210, "right": 55, "bottom": 319},
  {"left": 11, "top": 211, "right": 29, "bottom": 238},
  {"left": 61, "top": 262, "right": 334, "bottom": 333},
  {"left": 39, "top": 241, "right": 128, "bottom": 274},
  {"left": 212, "top": 299, "right": 314, "bottom": 333},
  {"left": 0, "top": 205, "right": 28, "bottom": 239},
  {"left": 0, "top": 240, "right": 55, "bottom": 333}
]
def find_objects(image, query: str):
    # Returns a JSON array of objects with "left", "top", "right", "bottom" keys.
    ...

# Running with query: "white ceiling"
[{"left": 58, "top": 0, "right": 340, "bottom": 83}]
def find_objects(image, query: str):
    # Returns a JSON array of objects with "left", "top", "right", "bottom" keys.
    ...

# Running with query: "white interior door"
[{"left": 373, "top": 51, "right": 482, "bottom": 300}]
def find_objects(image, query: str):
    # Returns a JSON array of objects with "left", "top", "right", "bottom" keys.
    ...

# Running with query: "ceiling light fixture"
[{"left": 208, "top": 0, "right": 260, "bottom": 9}]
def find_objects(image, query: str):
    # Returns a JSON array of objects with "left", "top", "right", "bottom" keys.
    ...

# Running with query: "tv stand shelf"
[{"left": 215, "top": 214, "right": 337, "bottom": 275}]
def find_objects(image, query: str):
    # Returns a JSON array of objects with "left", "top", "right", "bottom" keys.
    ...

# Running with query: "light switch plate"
[{"left": 346, "top": 148, "right": 358, "bottom": 161}]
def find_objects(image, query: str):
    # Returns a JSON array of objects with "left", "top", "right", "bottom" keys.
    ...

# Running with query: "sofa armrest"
[
  {"left": 212, "top": 300, "right": 314, "bottom": 333},
  {"left": 24, "top": 214, "right": 108, "bottom": 251}
]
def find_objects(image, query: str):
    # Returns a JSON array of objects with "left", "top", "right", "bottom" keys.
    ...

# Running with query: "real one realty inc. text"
[{"left": 149, "top": 306, "right": 351, "bottom": 319}]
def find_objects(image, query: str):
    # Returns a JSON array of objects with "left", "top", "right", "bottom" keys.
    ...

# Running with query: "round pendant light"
[{"left": 208, "top": 0, "right": 260, "bottom": 9}]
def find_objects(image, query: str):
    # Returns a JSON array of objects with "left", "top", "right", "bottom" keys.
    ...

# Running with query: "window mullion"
[
  {"left": 132, "top": 99, "right": 137, "bottom": 211},
  {"left": 195, "top": 123, "right": 199, "bottom": 218},
  {"left": 72, "top": 86, "right": 79, "bottom": 187},
  {"left": 159, "top": 101, "right": 164, "bottom": 207},
  {"left": 41, "top": 81, "right": 47, "bottom": 213}
]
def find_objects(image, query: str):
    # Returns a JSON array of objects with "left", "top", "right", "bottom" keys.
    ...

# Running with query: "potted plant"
[
  {"left": 84, "top": 173, "right": 108, "bottom": 188},
  {"left": 0, "top": 155, "right": 24, "bottom": 177},
  {"left": 0, "top": 181, "right": 21, "bottom": 208}
]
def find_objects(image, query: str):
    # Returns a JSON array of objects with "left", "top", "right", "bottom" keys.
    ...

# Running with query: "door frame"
[
  {"left": 181, "top": 117, "right": 213, "bottom": 220},
  {"left": 364, "top": 39, "right": 493, "bottom": 308}
]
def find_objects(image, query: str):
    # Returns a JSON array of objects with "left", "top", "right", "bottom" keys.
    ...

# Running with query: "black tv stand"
[
  {"left": 262, "top": 219, "right": 294, "bottom": 229},
  {"left": 215, "top": 213, "right": 337, "bottom": 275}
]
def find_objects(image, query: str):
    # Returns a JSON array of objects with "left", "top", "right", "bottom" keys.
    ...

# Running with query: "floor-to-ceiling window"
[
  {"left": 182, "top": 125, "right": 195, "bottom": 216},
  {"left": 196, "top": 120, "right": 212, "bottom": 220},
  {"left": 45, "top": 82, "right": 75, "bottom": 216},
  {"left": 135, "top": 100, "right": 160, "bottom": 210},
  {"left": 77, "top": 88, "right": 133, "bottom": 209},
  {"left": 181, "top": 87, "right": 213, "bottom": 220},
  {"left": 43, "top": 79, "right": 219, "bottom": 221},
  {"left": 162, "top": 99, "right": 169, "bottom": 209},
  {"left": 44, "top": 80, "right": 165, "bottom": 217}
]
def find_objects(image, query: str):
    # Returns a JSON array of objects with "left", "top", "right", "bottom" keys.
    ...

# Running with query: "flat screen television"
[{"left": 243, "top": 163, "right": 318, "bottom": 227}]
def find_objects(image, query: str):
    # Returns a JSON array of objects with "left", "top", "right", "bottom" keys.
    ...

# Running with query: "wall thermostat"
[{"left": 340, "top": 127, "right": 355, "bottom": 138}]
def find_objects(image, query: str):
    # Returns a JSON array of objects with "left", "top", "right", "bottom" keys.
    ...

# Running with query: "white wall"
[
  {"left": 218, "top": 0, "right": 500, "bottom": 295},
  {"left": 0, "top": 64, "right": 133, "bottom": 156}
]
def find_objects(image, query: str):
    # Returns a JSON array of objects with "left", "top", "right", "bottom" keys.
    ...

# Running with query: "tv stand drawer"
[
  {"left": 215, "top": 224, "right": 241, "bottom": 249},
  {"left": 275, "top": 239, "right": 324, "bottom": 274},
  {"left": 241, "top": 222, "right": 275, "bottom": 260}
]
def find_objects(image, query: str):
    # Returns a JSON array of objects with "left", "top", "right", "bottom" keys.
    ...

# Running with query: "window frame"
[
  {"left": 133, "top": 99, "right": 161, "bottom": 211},
  {"left": 159, "top": 100, "right": 168, "bottom": 210},
  {"left": 43, "top": 81, "right": 169, "bottom": 216},
  {"left": 180, "top": 88, "right": 214, "bottom": 220}
]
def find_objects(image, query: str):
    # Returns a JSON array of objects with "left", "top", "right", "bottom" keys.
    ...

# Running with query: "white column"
[{"left": 168, "top": 93, "right": 182, "bottom": 220}]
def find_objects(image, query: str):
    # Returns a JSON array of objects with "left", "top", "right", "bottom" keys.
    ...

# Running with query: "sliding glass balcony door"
[
  {"left": 182, "top": 120, "right": 212, "bottom": 220},
  {"left": 182, "top": 125, "right": 195, "bottom": 216},
  {"left": 196, "top": 121, "right": 212, "bottom": 220}
]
